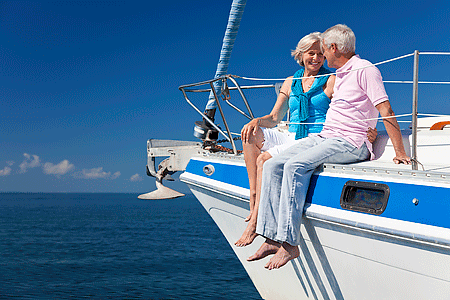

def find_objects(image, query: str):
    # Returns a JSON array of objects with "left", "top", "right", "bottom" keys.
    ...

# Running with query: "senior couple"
[{"left": 235, "top": 24, "right": 411, "bottom": 270}]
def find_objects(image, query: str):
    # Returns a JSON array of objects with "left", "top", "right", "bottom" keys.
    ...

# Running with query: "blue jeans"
[{"left": 256, "top": 135, "right": 370, "bottom": 246}]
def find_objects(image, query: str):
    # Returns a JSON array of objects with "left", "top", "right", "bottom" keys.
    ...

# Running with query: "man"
[{"left": 248, "top": 24, "right": 410, "bottom": 270}]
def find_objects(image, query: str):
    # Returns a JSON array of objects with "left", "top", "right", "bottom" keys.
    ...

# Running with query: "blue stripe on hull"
[
  {"left": 308, "top": 175, "right": 450, "bottom": 229},
  {"left": 185, "top": 158, "right": 450, "bottom": 229},
  {"left": 186, "top": 159, "right": 249, "bottom": 189}
]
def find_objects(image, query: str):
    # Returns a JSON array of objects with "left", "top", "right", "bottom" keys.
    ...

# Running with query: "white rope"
[
  {"left": 281, "top": 113, "right": 449, "bottom": 127},
  {"left": 420, "top": 52, "right": 450, "bottom": 55},
  {"left": 384, "top": 80, "right": 450, "bottom": 85},
  {"left": 284, "top": 113, "right": 449, "bottom": 126},
  {"left": 224, "top": 131, "right": 242, "bottom": 137},
  {"left": 418, "top": 113, "right": 450, "bottom": 117},
  {"left": 236, "top": 52, "right": 450, "bottom": 82},
  {"left": 287, "top": 113, "right": 413, "bottom": 126},
  {"left": 236, "top": 53, "right": 415, "bottom": 81}
]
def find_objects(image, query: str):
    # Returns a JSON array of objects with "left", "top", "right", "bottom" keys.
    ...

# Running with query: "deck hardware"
[
  {"left": 203, "top": 164, "right": 215, "bottom": 176},
  {"left": 430, "top": 121, "right": 450, "bottom": 130},
  {"left": 340, "top": 181, "right": 390, "bottom": 215},
  {"left": 412, "top": 198, "right": 419, "bottom": 206}
]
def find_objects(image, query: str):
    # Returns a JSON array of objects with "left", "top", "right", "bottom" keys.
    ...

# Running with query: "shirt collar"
[{"left": 336, "top": 54, "right": 360, "bottom": 77}]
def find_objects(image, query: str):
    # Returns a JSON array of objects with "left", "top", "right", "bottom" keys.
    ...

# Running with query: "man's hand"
[
  {"left": 393, "top": 155, "right": 411, "bottom": 165},
  {"left": 367, "top": 127, "right": 377, "bottom": 143}
]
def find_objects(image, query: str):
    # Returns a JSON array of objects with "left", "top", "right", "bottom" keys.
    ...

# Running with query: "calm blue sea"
[{"left": 0, "top": 193, "right": 261, "bottom": 299}]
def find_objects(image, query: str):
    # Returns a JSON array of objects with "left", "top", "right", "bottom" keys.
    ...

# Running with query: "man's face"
[{"left": 321, "top": 41, "right": 336, "bottom": 68}]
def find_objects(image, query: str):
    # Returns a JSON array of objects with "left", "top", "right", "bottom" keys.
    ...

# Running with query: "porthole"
[
  {"left": 203, "top": 164, "right": 215, "bottom": 176},
  {"left": 340, "top": 181, "right": 390, "bottom": 215}
]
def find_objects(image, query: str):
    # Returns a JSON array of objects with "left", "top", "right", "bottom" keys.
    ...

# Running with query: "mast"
[
  {"left": 206, "top": 0, "right": 247, "bottom": 111},
  {"left": 194, "top": 0, "right": 247, "bottom": 140}
]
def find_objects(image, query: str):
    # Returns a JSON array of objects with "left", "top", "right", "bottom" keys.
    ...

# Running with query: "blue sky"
[{"left": 1, "top": 0, "right": 450, "bottom": 193}]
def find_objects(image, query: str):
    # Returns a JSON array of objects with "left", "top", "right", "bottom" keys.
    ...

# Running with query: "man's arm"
[{"left": 375, "top": 101, "right": 411, "bottom": 164}]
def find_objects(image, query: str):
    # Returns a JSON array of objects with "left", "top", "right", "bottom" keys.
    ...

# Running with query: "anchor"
[
  {"left": 138, "top": 139, "right": 203, "bottom": 200},
  {"left": 138, "top": 157, "right": 184, "bottom": 200}
]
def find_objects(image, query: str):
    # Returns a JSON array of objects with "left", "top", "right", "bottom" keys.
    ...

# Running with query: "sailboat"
[{"left": 140, "top": 1, "right": 450, "bottom": 299}]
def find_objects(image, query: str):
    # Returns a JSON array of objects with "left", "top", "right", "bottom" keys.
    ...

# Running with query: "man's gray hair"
[
  {"left": 291, "top": 32, "right": 322, "bottom": 67},
  {"left": 321, "top": 24, "right": 356, "bottom": 54}
]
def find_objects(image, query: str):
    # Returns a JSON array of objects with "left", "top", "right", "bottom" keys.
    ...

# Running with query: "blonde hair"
[{"left": 291, "top": 32, "right": 322, "bottom": 67}]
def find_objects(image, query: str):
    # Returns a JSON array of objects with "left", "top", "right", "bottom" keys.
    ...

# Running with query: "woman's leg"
[
  {"left": 235, "top": 151, "right": 272, "bottom": 247},
  {"left": 236, "top": 128, "right": 296, "bottom": 247},
  {"left": 241, "top": 127, "right": 265, "bottom": 222}
]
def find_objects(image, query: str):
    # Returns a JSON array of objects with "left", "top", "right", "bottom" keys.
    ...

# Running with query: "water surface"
[{"left": 0, "top": 193, "right": 261, "bottom": 299}]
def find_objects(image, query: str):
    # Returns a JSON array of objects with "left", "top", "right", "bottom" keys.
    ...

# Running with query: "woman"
[{"left": 235, "top": 32, "right": 376, "bottom": 247}]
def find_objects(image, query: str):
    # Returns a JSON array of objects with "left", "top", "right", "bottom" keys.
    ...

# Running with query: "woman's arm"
[
  {"left": 323, "top": 74, "right": 336, "bottom": 99},
  {"left": 241, "top": 77, "right": 292, "bottom": 143}
]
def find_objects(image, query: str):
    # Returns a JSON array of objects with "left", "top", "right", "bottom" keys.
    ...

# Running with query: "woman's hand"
[
  {"left": 241, "top": 118, "right": 260, "bottom": 143},
  {"left": 367, "top": 127, "right": 377, "bottom": 143}
]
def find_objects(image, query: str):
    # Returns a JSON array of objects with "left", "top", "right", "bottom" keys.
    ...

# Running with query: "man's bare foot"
[
  {"left": 235, "top": 221, "right": 258, "bottom": 247},
  {"left": 247, "top": 239, "right": 281, "bottom": 261},
  {"left": 265, "top": 243, "right": 299, "bottom": 270}
]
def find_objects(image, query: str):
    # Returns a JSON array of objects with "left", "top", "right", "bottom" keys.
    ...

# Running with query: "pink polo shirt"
[{"left": 320, "top": 55, "right": 388, "bottom": 159}]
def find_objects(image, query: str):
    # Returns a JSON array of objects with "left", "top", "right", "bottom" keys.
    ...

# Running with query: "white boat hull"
[{"left": 181, "top": 153, "right": 450, "bottom": 299}]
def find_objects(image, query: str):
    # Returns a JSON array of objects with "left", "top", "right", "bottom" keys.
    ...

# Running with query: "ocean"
[{"left": 0, "top": 193, "right": 261, "bottom": 299}]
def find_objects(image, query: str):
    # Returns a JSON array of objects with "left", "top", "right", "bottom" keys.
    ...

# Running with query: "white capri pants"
[{"left": 260, "top": 127, "right": 297, "bottom": 157}]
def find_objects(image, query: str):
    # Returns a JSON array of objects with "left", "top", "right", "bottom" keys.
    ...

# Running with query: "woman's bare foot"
[
  {"left": 235, "top": 221, "right": 258, "bottom": 247},
  {"left": 244, "top": 212, "right": 252, "bottom": 222},
  {"left": 247, "top": 239, "right": 281, "bottom": 261},
  {"left": 265, "top": 243, "right": 299, "bottom": 270}
]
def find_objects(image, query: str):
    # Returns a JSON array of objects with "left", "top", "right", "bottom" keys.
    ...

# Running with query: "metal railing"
[
  {"left": 411, "top": 51, "right": 419, "bottom": 170},
  {"left": 392, "top": 51, "right": 449, "bottom": 170},
  {"left": 179, "top": 75, "right": 278, "bottom": 155}
]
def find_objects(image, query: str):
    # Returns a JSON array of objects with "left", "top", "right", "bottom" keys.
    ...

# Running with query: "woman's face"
[{"left": 302, "top": 41, "right": 324, "bottom": 73}]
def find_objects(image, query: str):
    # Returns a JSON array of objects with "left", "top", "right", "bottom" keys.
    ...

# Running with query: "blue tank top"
[
  {"left": 288, "top": 67, "right": 331, "bottom": 139},
  {"left": 301, "top": 89, "right": 330, "bottom": 133}
]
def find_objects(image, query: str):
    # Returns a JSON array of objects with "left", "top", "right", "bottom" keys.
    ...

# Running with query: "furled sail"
[{"left": 194, "top": 0, "right": 247, "bottom": 140}]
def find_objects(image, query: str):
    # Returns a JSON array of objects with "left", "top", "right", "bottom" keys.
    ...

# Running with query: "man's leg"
[
  {"left": 249, "top": 137, "right": 318, "bottom": 261},
  {"left": 266, "top": 137, "right": 369, "bottom": 269},
  {"left": 275, "top": 136, "right": 369, "bottom": 245},
  {"left": 255, "top": 137, "right": 318, "bottom": 242}
]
